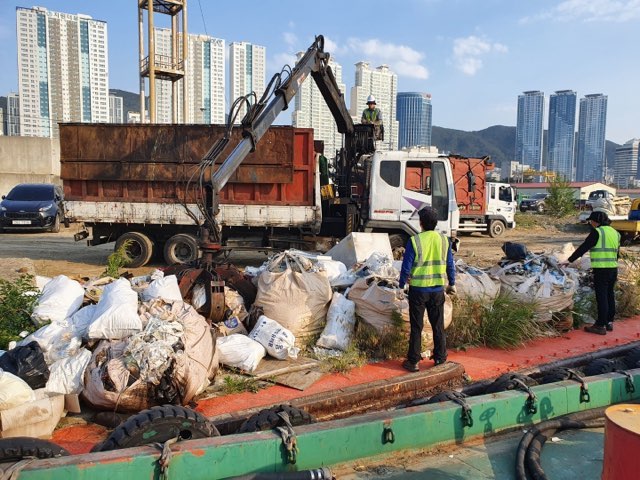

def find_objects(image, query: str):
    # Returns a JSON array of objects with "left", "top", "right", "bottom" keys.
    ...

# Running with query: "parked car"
[
  {"left": 0, "top": 183, "right": 65, "bottom": 233},
  {"left": 586, "top": 189, "right": 615, "bottom": 209},
  {"left": 519, "top": 193, "right": 549, "bottom": 213}
]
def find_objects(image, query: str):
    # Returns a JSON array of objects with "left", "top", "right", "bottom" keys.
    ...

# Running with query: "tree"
[{"left": 545, "top": 177, "right": 576, "bottom": 217}]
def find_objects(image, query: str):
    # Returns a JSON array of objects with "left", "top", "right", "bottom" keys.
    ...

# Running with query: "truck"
[
  {"left": 62, "top": 35, "right": 505, "bottom": 267},
  {"left": 448, "top": 155, "right": 516, "bottom": 237}
]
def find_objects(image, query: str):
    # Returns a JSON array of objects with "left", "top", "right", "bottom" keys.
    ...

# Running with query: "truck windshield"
[{"left": 499, "top": 186, "right": 513, "bottom": 202}]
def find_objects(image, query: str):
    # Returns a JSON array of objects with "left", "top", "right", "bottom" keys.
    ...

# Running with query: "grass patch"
[
  {"left": 572, "top": 289, "right": 596, "bottom": 327},
  {"left": 449, "top": 294, "right": 545, "bottom": 350},
  {"left": 514, "top": 212, "right": 542, "bottom": 229},
  {"left": 103, "top": 239, "right": 132, "bottom": 278},
  {"left": 617, "top": 251, "right": 640, "bottom": 319},
  {"left": 320, "top": 345, "right": 367, "bottom": 373},
  {"left": 0, "top": 275, "right": 40, "bottom": 349},
  {"left": 220, "top": 375, "right": 263, "bottom": 394},
  {"left": 353, "top": 311, "right": 408, "bottom": 360}
]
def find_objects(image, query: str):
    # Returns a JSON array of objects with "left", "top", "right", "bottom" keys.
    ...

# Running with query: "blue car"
[{"left": 0, "top": 183, "right": 65, "bottom": 233}]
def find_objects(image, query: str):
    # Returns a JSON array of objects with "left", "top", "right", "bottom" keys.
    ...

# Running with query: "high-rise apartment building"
[
  {"left": 16, "top": 6, "right": 108, "bottom": 137},
  {"left": 154, "top": 29, "right": 225, "bottom": 124},
  {"left": 396, "top": 92, "right": 432, "bottom": 149},
  {"left": 576, "top": 94, "right": 608, "bottom": 182},
  {"left": 350, "top": 62, "right": 399, "bottom": 150},
  {"left": 229, "top": 41, "right": 266, "bottom": 123},
  {"left": 547, "top": 90, "right": 576, "bottom": 180},
  {"left": 109, "top": 95, "right": 123, "bottom": 123},
  {"left": 514, "top": 91, "right": 545, "bottom": 174},
  {"left": 0, "top": 108, "right": 4, "bottom": 136},
  {"left": 614, "top": 139, "right": 640, "bottom": 188},
  {"left": 292, "top": 54, "right": 346, "bottom": 158},
  {"left": 6, "top": 93, "right": 20, "bottom": 136}
]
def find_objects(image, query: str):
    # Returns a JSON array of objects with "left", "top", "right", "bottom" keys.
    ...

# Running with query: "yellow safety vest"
[
  {"left": 409, "top": 231, "right": 448, "bottom": 287},
  {"left": 363, "top": 108, "right": 379, "bottom": 122},
  {"left": 590, "top": 226, "right": 620, "bottom": 268}
]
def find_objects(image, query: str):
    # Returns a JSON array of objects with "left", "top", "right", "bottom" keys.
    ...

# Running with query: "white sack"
[
  {"left": 31, "top": 275, "right": 84, "bottom": 326},
  {"left": 249, "top": 315, "right": 299, "bottom": 360},
  {"left": 69, "top": 304, "right": 97, "bottom": 338},
  {"left": 19, "top": 320, "right": 82, "bottom": 365},
  {"left": 216, "top": 334, "right": 266, "bottom": 372},
  {"left": 316, "top": 257, "right": 347, "bottom": 283},
  {"left": 347, "top": 276, "right": 409, "bottom": 332},
  {"left": 0, "top": 369, "right": 35, "bottom": 410},
  {"left": 87, "top": 278, "right": 142, "bottom": 340},
  {"left": 45, "top": 348, "right": 92, "bottom": 395},
  {"left": 317, "top": 292, "right": 356, "bottom": 351},
  {"left": 141, "top": 275, "right": 182, "bottom": 302}
]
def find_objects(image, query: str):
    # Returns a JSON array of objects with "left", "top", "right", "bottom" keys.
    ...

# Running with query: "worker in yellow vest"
[
  {"left": 398, "top": 207, "right": 456, "bottom": 372},
  {"left": 361, "top": 95, "right": 383, "bottom": 140},
  {"left": 563, "top": 211, "right": 620, "bottom": 335}
]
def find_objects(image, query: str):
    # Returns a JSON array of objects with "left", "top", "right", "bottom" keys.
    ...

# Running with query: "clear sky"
[{"left": 1, "top": 0, "right": 638, "bottom": 144}]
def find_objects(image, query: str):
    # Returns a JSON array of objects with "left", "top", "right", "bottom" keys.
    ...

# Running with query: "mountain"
[{"left": 432, "top": 124, "right": 620, "bottom": 174}]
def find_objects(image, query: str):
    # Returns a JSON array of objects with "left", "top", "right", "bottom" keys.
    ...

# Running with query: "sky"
[{"left": 1, "top": 0, "right": 639, "bottom": 144}]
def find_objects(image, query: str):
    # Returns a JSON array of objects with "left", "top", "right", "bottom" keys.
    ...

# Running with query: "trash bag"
[
  {"left": 502, "top": 242, "right": 529, "bottom": 261},
  {"left": 316, "top": 292, "right": 356, "bottom": 351},
  {"left": 0, "top": 369, "right": 36, "bottom": 410},
  {"left": 249, "top": 315, "right": 299, "bottom": 360},
  {"left": 347, "top": 276, "right": 408, "bottom": 332},
  {"left": 18, "top": 321, "right": 82, "bottom": 365},
  {"left": 0, "top": 341, "right": 50, "bottom": 389},
  {"left": 216, "top": 334, "right": 266, "bottom": 372},
  {"left": 31, "top": 275, "right": 85, "bottom": 326},
  {"left": 87, "top": 278, "right": 142, "bottom": 340},
  {"left": 45, "top": 348, "right": 92, "bottom": 395}
]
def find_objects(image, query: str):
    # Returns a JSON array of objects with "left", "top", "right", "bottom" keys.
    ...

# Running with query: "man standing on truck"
[
  {"left": 361, "top": 95, "right": 383, "bottom": 140},
  {"left": 562, "top": 211, "right": 620, "bottom": 335},
  {"left": 398, "top": 207, "right": 456, "bottom": 372}
]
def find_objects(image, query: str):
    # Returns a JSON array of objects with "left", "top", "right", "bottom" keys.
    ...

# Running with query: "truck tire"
[
  {"left": 115, "top": 231, "right": 154, "bottom": 268},
  {"left": 488, "top": 219, "right": 505, "bottom": 238},
  {"left": 164, "top": 233, "right": 200, "bottom": 265},
  {"left": 237, "top": 405, "right": 316, "bottom": 434},
  {"left": 0, "top": 437, "right": 69, "bottom": 462},
  {"left": 92, "top": 405, "right": 219, "bottom": 452}
]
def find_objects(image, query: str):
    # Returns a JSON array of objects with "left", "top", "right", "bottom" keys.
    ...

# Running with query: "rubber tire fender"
[
  {"left": 163, "top": 233, "right": 200, "bottom": 265},
  {"left": 237, "top": 405, "right": 316, "bottom": 434},
  {"left": 115, "top": 231, "right": 154, "bottom": 268},
  {"left": 623, "top": 346, "right": 640, "bottom": 369},
  {"left": 425, "top": 390, "right": 468, "bottom": 404},
  {"left": 0, "top": 437, "right": 69, "bottom": 462},
  {"left": 540, "top": 367, "right": 573, "bottom": 384},
  {"left": 484, "top": 373, "right": 538, "bottom": 394},
  {"left": 582, "top": 358, "right": 615, "bottom": 376},
  {"left": 92, "top": 405, "right": 219, "bottom": 452}
]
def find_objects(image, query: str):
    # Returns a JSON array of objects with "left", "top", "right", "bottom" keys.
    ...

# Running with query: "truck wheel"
[
  {"left": 115, "top": 231, "right": 154, "bottom": 268},
  {"left": 488, "top": 220, "right": 505, "bottom": 238},
  {"left": 92, "top": 405, "right": 219, "bottom": 452},
  {"left": 164, "top": 233, "right": 200, "bottom": 265}
]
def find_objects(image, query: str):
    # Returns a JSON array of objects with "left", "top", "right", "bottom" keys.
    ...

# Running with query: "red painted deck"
[{"left": 53, "top": 315, "right": 640, "bottom": 454}]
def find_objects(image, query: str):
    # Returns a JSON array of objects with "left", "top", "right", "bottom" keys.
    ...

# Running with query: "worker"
[
  {"left": 398, "top": 207, "right": 456, "bottom": 372},
  {"left": 361, "top": 95, "right": 383, "bottom": 140},
  {"left": 562, "top": 211, "right": 620, "bottom": 335}
]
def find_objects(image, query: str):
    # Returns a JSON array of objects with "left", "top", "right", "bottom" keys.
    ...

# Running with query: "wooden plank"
[
  {"left": 270, "top": 369, "right": 324, "bottom": 391},
  {"left": 249, "top": 356, "right": 320, "bottom": 380}
]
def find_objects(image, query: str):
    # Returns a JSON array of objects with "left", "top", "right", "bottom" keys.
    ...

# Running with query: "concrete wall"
[{"left": 0, "top": 136, "right": 60, "bottom": 196}]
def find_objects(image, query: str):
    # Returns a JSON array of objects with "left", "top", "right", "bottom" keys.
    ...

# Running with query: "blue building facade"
[
  {"left": 396, "top": 92, "right": 432, "bottom": 149},
  {"left": 576, "top": 94, "right": 608, "bottom": 182},
  {"left": 547, "top": 90, "right": 577, "bottom": 180},
  {"left": 515, "top": 91, "right": 545, "bottom": 171}
]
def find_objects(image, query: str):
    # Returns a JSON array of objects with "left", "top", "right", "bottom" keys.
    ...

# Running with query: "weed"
[
  {"left": 221, "top": 375, "right": 263, "bottom": 394},
  {"left": 545, "top": 177, "right": 577, "bottom": 217},
  {"left": 320, "top": 345, "right": 367, "bottom": 373},
  {"left": 572, "top": 289, "right": 597, "bottom": 327},
  {"left": 353, "top": 311, "right": 408, "bottom": 360},
  {"left": 449, "top": 294, "right": 546, "bottom": 350},
  {"left": 103, "top": 239, "right": 132, "bottom": 278},
  {"left": 0, "top": 275, "right": 40, "bottom": 349},
  {"left": 514, "top": 212, "right": 541, "bottom": 230}
]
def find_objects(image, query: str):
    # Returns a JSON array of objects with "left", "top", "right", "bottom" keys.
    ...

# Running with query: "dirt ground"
[{"left": 0, "top": 215, "right": 600, "bottom": 280}]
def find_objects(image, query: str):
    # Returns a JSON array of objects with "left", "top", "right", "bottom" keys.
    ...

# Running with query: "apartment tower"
[
  {"left": 515, "top": 90, "right": 545, "bottom": 173},
  {"left": 229, "top": 42, "right": 266, "bottom": 123},
  {"left": 396, "top": 92, "right": 433, "bottom": 149},
  {"left": 576, "top": 94, "right": 608, "bottom": 182},
  {"left": 16, "top": 6, "right": 108, "bottom": 137},
  {"left": 547, "top": 90, "right": 577, "bottom": 180}
]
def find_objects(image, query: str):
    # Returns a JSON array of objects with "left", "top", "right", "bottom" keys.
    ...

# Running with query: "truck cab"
[{"left": 365, "top": 150, "right": 459, "bottom": 239}]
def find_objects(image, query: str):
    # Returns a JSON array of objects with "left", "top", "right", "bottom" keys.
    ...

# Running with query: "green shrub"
[
  {"left": 353, "top": 311, "right": 408, "bottom": 360},
  {"left": 0, "top": 275, "right": 40, "bottom": 349},
  {"left": 103, "top": 239, "right": 132, "bottom": 277},
  {"left": 545, "top": 177, "right": 577, "bottom": 217}
]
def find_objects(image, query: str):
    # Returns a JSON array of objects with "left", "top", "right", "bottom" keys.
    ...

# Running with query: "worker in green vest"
[
  {"left": 398, "top": 207, "right": 456, "bottom": 372},
  {"left": 563, "top": 211, "right": 620, "bottom": 335},
  {"left": 361, "top": 95, "right": 383, "bottom": 140}
]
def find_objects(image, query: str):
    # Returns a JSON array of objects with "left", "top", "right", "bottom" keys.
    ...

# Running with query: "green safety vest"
[
  {"left": 409, "top": 230, "right": 448, "bottom": 287},
  {"left": 590, "top": 226, "right": 620, "bottom": 268},
  {"left": 363, "top": 108, "right": 379, "bottom": 122}
]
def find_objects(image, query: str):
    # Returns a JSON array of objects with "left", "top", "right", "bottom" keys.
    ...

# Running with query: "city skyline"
[{"left": 1, "top": 1, "right": 638, "bottom": 143}]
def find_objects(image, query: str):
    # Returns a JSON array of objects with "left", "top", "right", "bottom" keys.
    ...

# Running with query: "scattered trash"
[{"left": 455, "top": 260, "right": 500, "bottom": 302}]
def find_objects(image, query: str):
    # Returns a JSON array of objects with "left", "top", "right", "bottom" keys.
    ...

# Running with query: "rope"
[
  {"left": 276, "top": 411, "right": 299, "bottom": 464},
  {"left": 0, "top": 459, "right": 35, "bottom": 480},
  {"left": 154, "top": 436, "right": 179, "bottom": 480}
]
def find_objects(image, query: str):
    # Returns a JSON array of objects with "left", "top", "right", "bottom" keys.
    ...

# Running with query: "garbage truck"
[{"left": 62, "top": 35, "right": 492, "bottom": 267}]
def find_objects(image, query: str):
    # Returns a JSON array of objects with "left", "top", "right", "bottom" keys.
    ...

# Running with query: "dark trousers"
[
  {"left": 593, "top": 268, "right": 617, "bottom": 327},
  {"left": 407, "top": 288, "right": 446, "bottom": 364}
]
